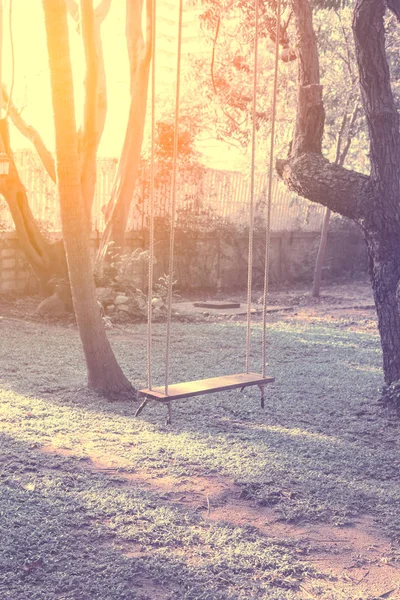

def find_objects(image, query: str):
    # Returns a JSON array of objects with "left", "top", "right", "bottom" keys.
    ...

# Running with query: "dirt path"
[{"left": 41, "top": 442, "right": 400, "bottom": 599}]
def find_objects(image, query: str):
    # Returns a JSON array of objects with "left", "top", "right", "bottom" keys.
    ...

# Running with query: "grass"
[{"left": 0, "top": 307, "right": 399, "bottom": 598}]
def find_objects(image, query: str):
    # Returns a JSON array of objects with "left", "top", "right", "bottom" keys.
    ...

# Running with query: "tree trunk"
[
  {"left": 43, "top": 0, "right": 134, "bottom": 398},
  {"left": 365, "top": 230, "right": 400, "bottom": 385},
  {"left": 95, "top": 0, "right": 152, "bottom": 276},
  {"left": 276, "top": 0, "right": 400, "bottom": 402},
  {"left": 312, "top": 207, "right": 331, "bottom": 298}
]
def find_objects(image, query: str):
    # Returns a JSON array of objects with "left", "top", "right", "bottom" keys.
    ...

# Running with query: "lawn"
[{"left": 1, "top": 288, "right": 400, "bottom": 599}]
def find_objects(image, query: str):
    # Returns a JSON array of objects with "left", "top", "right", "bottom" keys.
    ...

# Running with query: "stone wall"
[
  {"left": 0, "top": 234, "right": 31, "bottom": 293},
  {"left": 0, "top": 229, "right": 368, "bottom": 294}
]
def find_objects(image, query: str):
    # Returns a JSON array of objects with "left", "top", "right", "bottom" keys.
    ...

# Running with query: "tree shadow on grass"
[{"left": 0, "top": 433, "right": 307, "bottom": 600}]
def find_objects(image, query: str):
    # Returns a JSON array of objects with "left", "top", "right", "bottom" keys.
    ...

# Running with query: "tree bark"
[
  {"left": 66, "top": 0, "right": 111, "bottom": 222},
  {"left": 42, "top": 0, "right": 134, "bottom": 397},
  {"left": 277, "top": 0, "right": 400, "bottom": 396}
]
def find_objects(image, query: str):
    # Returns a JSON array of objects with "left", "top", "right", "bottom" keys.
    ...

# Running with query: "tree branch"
[
  {"left": 94, "top": 0, "right": 112, "bottom": 23},
  {"left": 289, "top": 0, "right": 325, "bottom": 155},
  {"left": 126, "top": 0, "right": 145, "bottom": 78},
  {"left": 2, "top": 85, "right": 56, "bottom": 182},
  {"left": 276, "top": 0, "right": 369, "bottom": 222},
  {"left": 276, "top": 153, "right": 370, "bottom": 220},
  {"left": 66, "top": 0, "right": 79, "bottom": 22}
]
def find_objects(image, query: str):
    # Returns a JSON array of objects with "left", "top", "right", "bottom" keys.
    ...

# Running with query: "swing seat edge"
[{"left": 138, "top": 372, "right": 275, "bottom": 401}]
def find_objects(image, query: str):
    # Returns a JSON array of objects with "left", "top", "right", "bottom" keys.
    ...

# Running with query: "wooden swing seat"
[{"left": 138, "top": 372, "right": 274, "bottom": 402}]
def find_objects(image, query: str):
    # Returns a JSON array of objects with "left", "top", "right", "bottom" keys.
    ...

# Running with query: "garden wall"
[{"left": 0, "top": 229, "right": 368, "bottom": 294}]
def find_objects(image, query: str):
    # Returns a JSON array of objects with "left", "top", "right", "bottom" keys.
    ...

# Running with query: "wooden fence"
[{"left": 0, "top": 149, "right": 326, "bottom": 233}]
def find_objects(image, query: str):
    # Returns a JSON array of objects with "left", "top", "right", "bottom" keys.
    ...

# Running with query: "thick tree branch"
[
  {"left": 353, "top": 0, "right": 400, "bottom": 185},
  {"left": 277, "top": 154, "right": 370, "bottom": 220},
  {"left": 289, "top": 0, "right": 324, "bottom": 155},
  {"left": 68, "top": 0, "right": 109, "bottom": 221},
  {"left": 276, "top": 0, "right": 368, "bottom": 222},
  {"left": 2, "top": 85, "right": 56, "bottom": 182}
]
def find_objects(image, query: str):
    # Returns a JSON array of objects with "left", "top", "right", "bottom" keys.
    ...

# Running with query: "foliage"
[
  {"left": 194, "top": 0, "right": 295, "bottom": 151},
  {"left": 314, "top": 8, "right": 368, "bottom": 173}
]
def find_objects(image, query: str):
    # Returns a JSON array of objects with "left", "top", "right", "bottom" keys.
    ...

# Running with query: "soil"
[{"left": 41, "top": 440, "right": 400, "bottom": 600}]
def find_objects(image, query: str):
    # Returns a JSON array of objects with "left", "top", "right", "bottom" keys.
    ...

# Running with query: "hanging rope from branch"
[
  {"left": 164, "top": 0, "right": 183, "bottom": 395},
  {"left": 262, "top": 0, "right": 281, "bottom": 378},
  {"left": 245, "top": 0, "right": 260, "bottom": 374},
  {"left": 146, "top": 0, "right": 156, "bottom": 391}
]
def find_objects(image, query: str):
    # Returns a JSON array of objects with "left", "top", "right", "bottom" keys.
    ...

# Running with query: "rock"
[
  {"left": 118, "top": 304, "right": 130, "bottom": 312},
  {"left": 103, "top": 316, "right": 113, "bottom": 329},
  {"left": 35, "top": 293, "right": 66, "bottom": 317},
  {"left": 95, "top": 287, "right": 115, "bottom": 306},
  {"left": 151, "top": 297, "right": 163, "bottom": 308},
  {"left": 106, "top": 304, "right": 116, "bottom": 314},
  {"left": 117, "top": 310, "right": 130, "bottom": 321},
  {"left": 115, "top": 295, "right": 129, "bottom": 305}
]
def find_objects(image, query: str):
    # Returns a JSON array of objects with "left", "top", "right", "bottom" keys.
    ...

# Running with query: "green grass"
[{"left": 0, "top": 311, "right": 398, "bottom": 598}]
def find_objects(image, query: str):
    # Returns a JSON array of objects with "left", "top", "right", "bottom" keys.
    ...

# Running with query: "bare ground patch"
[{"left": 41, "top": 442, "right": 400, "bottom": 599}]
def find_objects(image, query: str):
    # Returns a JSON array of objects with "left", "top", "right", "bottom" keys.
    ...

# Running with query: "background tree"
[
  {"left": 96, "top": 0, "right": 153, "bottom": 275},
  {"left": 1, "top": 0, "right": 152, "bottom": 299},
  {"left": 0, "top": 0, "right": 112, "bottom": 294},
  {"left": 311, "top": 8, "right": 364, "bottom": 297},
  {"left": 42, "top": 0, "right": 134, "bottom": 397}
]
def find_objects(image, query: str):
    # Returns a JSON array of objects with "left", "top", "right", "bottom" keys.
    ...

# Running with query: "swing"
[{"left": 136, "top": 0, "right": 281, "bottom": 423}]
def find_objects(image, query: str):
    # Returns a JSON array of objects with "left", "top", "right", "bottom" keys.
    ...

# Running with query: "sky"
[{"left": 1, "top": 0, "right": 248, "bottom": 170}]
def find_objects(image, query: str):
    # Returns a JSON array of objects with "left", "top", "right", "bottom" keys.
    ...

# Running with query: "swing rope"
[
  {"left": 245, "top": 0, "right": 259, "bottom": 374},
  {"left": 146, "top": 0, "right": 157, "bottom": 391},
  {"left": 262, "top": 0, "right": 281, "bottom": 377},
  {"left": 164, "top": 0, "right": 183, "bottom": 395},
  {"left": 139, "top": 0, "right": 280, "bottom": 411}
]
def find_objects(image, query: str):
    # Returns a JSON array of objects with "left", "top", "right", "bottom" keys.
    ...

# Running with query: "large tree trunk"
[
  {"left": 277, "top": 0, "right": 400, "bottom": 402},
  {"left": 365, "top": 230, "right": 400, "bottom": 385},
  {"left": 43, "top": 0, "right": 134, "bottom": 398}
]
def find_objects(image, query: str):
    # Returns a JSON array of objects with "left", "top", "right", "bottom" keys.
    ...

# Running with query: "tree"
[
  {"left": 195, "top": 0, "right": 295, "bottom": 153},
  {"left": 42, "top": 0, "right": 134, "bottom": 398},
  {"left": 276, "top": 0, "right": 400, "bottom": 404},
  {"left": 311, "top": 8, "right": 363, "bottom": 297},
  {"left": 96, "top": 0, "right": 153, "bottom": 275},
  {"left": 0, "top": 1, "right": 113, "bottom": 295},
  {"left": 1, "top": 0, "right": 152, "bottom": 297}
]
